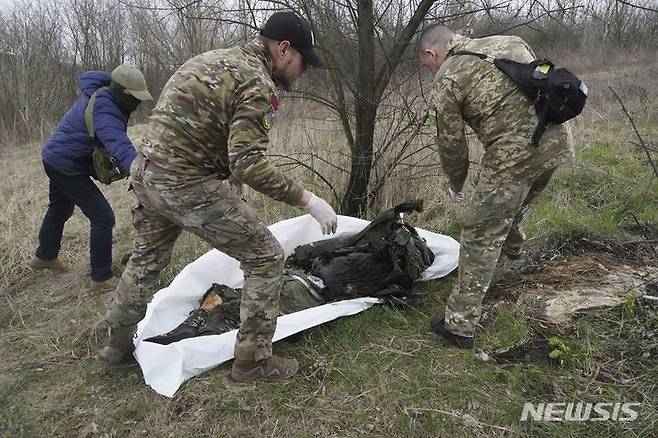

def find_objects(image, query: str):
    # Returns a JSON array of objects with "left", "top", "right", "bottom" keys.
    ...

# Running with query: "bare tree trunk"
[
  {"left": 340, "top": 0, "right": 437, "bottom": 216},
  {"left": 341, "top": 0, "right": 377, "bottom": 216}
]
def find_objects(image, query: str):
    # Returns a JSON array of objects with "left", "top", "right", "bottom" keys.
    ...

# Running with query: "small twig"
[
  {"left": 615, "top": 0, "right": 658, "bottom": 13},
  {"left": 609, "top": 87, "right": 658, "bottom": 180},
  {"left": 481, "top": 5, "right": 584, "bottom": 37},
  {"left": 406, "top": 407, "right": 513, "bottom": 433},
  {"left": 383, "top": 296, "right": 431, "bottom": 319},
  {"left": 267, "top": 153, "right": 340, "bottom": 204},
  {"left": 630, "top": 141, "right": 658, "bottom": 154},
  {"left": 344, "top": 387, "right": 379, "bottom": 403},
  {"left": 623, "top": 210, "right": 658, "bottom": 256},
  {"left": 117, "top": 0, "right": 201, "bottom": 12},
  {"left": 375, "top": 344, "right": 415, "bottom": 356}
]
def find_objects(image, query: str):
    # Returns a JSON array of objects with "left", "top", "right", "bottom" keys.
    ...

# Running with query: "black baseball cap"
[{"left": 260, "top": 11, "right": 323, "bottom": 67}]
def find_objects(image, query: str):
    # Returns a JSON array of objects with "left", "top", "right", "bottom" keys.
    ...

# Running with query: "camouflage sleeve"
[
  {"left": 227, "top": 78, "right": 304, "bottom": 205},
  {"left": 516, "top": 36, "right": 537, "bottom": 59},
  {"left": 434, "top": 77, "right": 469, "bottom": 192}
]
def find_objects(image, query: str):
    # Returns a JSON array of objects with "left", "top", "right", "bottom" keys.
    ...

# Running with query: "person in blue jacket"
[{"left": 30, "top": 65, "right": 152, "bottom": 290}]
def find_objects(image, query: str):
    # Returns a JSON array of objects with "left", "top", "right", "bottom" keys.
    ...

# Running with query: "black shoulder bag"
[
  {"left": 452, "top": 50, "right": 588, "bottom": 145},
  {"left": 85, "top": 87, "right": 129, "bottom": 184}
]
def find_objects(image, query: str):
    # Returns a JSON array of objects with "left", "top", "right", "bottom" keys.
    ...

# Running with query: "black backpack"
[
  {"left": 452, "top": 50, "right": 588, "bottom": 145},
  {"left": 289, "top": 200, "right": 435, "bottom": 299}
]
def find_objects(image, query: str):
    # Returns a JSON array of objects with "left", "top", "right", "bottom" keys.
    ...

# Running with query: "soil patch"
[
  {"left": 491, "top": 337, "right": 552, "bottom": 364},
  {"left": 489, "top": 232, "right": 658, "bottom": 325}
]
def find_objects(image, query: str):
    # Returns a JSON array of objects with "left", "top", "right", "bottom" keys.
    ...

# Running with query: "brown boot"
[
  {"left": 97, "top": 325, "right": 136, "bottom": 364},
  {"left": 90, "top": 276, "right": 120, "bottom": 291},
  {"left": 29, "top": 256, "right": 69, "bottom": 273},
  {"left": 230, "top": 355, "right": 299, "bottom": 382}
]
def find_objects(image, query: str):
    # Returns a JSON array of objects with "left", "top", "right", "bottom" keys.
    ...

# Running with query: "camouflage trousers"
[
  {"left": 444, "top": 168, "right": 554, "bottom": 337},
  {"left": 106, "top": 155, "right": 285, "bottom": 362}
]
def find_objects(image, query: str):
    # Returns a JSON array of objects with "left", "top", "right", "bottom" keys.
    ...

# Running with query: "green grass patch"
[
  {"left": 526, "top": 139, "right": 658, "bottom": 239},
  {"left": 480, "top": 306, "right": 531, "bottom": 352},
  {"left": 3, "top": 274, "right": 657, "bottom": 437}
]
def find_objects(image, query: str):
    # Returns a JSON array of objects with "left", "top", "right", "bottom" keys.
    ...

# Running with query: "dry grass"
[{"left": 1, "top": 50, "right": 658, "bottom": 437}]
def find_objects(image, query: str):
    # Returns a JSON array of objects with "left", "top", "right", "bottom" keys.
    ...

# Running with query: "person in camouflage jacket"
[
  {"left": 99, "top": 11, "right": 338, "bottom": 383},
  {"left": 418, "top": 24, "right": 573, "bottom": 348}
]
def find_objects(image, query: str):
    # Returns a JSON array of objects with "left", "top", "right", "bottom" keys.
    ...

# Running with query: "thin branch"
[
  {"left": 631, "top": 141, "right": 658, "bottom": 154},
  {"left": 268, "top": 153, "right": 341, "bottom": 203},
  {"left": 481, "top": 5, "right": 585, "bottom": 36},
  {"left": 615, "top": 0, "right": 658, "bottom": 13},
  {"left": 116, "top": 0, "right": 202, "bottom": 12},
  {"left": 286, "top": 90, "right": 341, "bottom": 113},
  {"left": 372, "top": 0, "right": 436, "bottom": 101},
  {"left": 610, "top": 86, "right": 658, "bottom": 180}
]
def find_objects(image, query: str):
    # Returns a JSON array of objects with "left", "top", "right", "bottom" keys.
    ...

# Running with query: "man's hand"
[
  {"left": 302, "top": 191, "right": 337, "bottom": 235},
  {"left": 448, "top": 187, "right": 465, "bottom": 203}
]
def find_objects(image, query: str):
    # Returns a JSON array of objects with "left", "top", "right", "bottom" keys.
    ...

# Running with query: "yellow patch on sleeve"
[
  {"left": 263, "top": 105, "right": 276, "bottom": 130},
  {"left": 427, "top": 108, "right": 438, "bottom": 128}
]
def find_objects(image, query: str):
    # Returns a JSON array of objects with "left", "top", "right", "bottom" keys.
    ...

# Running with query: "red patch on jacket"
[{"left": 270, "top": 93, "right": 279, "bottom": 111}]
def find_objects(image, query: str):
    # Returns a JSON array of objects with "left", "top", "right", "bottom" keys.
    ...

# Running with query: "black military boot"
[
  {"left": 430, "top": 315, "right": 475, "bottom": 349},
  {"left": 97, "top": 324, "right": 137, "bottom": 363},
  {"left": 143, "top": 309, "right": 207, "bottom": 345}
]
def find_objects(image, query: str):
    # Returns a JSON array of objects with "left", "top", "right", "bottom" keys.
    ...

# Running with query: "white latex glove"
[
  {"left": 304, "top": 193, "right": 338, "bottom": 235},
  {"left": 448, "top": 187, "right": 465, "bottom": 203}
]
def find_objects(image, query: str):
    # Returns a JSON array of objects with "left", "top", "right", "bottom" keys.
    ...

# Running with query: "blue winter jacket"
[{"left": 42, "top": 71, "right": 136, "bottom": 175}]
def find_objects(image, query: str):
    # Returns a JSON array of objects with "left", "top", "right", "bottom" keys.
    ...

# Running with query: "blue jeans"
[{"left": 36, "top": 161, "right": 115, "bottom": 281}]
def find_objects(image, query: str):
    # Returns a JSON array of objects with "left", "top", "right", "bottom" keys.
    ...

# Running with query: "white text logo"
[{"left": 520, "top": 402, "right": 641, "bottom": 422}]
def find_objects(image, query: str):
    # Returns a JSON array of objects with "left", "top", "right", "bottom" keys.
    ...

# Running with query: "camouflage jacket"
[
  {"left": 429, "top": 35, "right": 573, "bottom": 191},
  {"left": 139, "top": 39, "right": 304, "bottom": 205}
]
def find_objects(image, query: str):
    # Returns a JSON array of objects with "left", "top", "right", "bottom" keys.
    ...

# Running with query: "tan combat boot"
[
  {"left": 29, "top": 256, "right": 69, "bottom": 273},
  {"left": 97, "top": 325, "right": 136, "bottom": 364},
  {"left": 230, "top": 355, "right": 299, "bottom": 382},
  {"left": 90, "top": 276, "right": 120, "bottom": 291}
]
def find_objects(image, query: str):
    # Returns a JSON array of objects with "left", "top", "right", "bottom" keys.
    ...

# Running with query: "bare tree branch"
[
  {"left": 610, "top": 86, "right": 658, "bottom": 180},
  {"left": 268, "top": 153, "right": 341, "bottom": 203},
  {"left": 372, "top": 0, "right": 436, "bottom": 101},
  {"left": 481, "top": 4, "right": 585, "bottom": 36},
  {"left": 615, "top": 0, "right": 658, "bottom": 14},
  {"left": 116, "top": 0, "right": 202, "bottom": 12}
]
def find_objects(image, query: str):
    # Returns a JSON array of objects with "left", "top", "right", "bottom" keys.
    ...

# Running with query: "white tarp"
[{"left": 134, "top": 214, "right": 460, "bottom": 397}]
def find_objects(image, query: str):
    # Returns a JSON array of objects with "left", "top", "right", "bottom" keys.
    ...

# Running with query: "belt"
[{"left": 137, "top": 153, "right": 231, "bottom": 179}]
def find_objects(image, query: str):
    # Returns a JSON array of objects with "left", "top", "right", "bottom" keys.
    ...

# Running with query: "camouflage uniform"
[
  {"left": 106, "top": 39, "right": 305, "bottom": 362},
  {"left": 429, "top": 35, "right": 574, "bottom": 337}
]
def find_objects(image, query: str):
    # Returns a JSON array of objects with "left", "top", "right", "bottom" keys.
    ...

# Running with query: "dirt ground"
[{"left": 483, "top": 231, "right": 658, "bottom": 369}]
